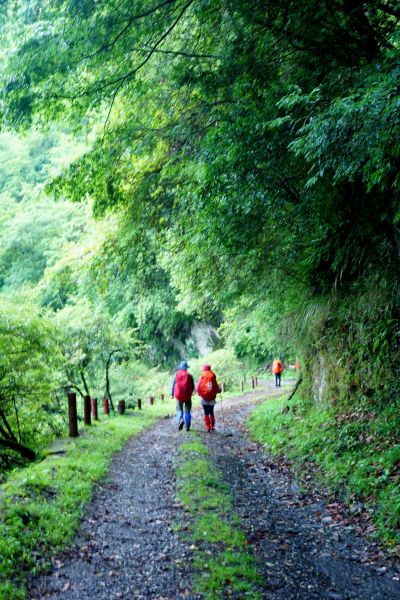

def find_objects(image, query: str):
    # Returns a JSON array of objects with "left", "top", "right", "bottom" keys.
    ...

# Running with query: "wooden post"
[
  {"left": 240, "top": 380, "right": 244, "bottom": 392},
  {"left": 118, "top": 400, "right": 125, "bottom": 415},
  {"left": 137, "top": 398, "right": 142, "bottom": 410},
  {"left": 160, "top": 393, "right": 165, "bottom": 402},
  {"left": 255, "top": 376, "right": 258, "bottom": 387},
  {"left": 91, "top": 398, "right": 99, "bottom": 421},
  {"left": 149, "top": 396, "right": 154, "bottom": 406},
  {"left": 68, "top": 392, "right": 78, "bottom": 437},
  {"left": 103, "top": 398, "right": 110, "bottom": 415},
  {"left": 84, "top": 395, "right": 91, "bottom": 425},
  {"left": 251, "top": 376, "right": 255, "bottom": 389}
]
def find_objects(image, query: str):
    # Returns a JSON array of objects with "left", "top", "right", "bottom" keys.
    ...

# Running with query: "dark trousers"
[
  {"left": 202, "top": 404, "right": 215, "bottom": 417},
  {"left": 275, "top": 373, "right": 281, "bottom": 387}
]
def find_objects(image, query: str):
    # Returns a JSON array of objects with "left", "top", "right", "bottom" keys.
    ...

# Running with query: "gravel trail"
[
  {"left": 204, "top": 381, "right": 400, "bottom": 600},
  {"left": 29, "top": 416, "right": 202, "bottom": 600},
  {"left": 29, "top": 381, "right": 400, "bottom": 599}
]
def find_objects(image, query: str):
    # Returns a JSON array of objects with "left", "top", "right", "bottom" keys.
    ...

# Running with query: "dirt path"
[
  {"left": 204, "top": 382, "right": 400, "bottom": 600},
  {"left": 29, "top": 381, "right": 400, "bottom": 599}
]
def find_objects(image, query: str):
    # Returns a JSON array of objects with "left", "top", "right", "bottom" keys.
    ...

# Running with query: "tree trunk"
[
  {"left": 105, "top": 349, "right": 122, "bottom": 412},
  {"left": 80, "top": 369, "right": 91, "bottom": 398},
  {"left": 105, "top": 355, "right": 114, "bottom": 411},
  {"left": 0, "top": 406, "right": 18, "bottom": 442},
  {"left": 287, "top": 376, "right": 303, "bottom": 403},
  {"left": 0, "top": 437, "right": 36, "bottom": 461}
]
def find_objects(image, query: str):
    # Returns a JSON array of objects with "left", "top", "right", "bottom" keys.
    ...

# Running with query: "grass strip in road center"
[
  {"left": 0, "top": 401, "right": 176, "bottom": 600},
  {"left": 176, "top": 437, "right": 262, "bottom": 599}
]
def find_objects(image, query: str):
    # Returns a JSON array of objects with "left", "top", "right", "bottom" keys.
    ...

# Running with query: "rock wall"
[
  {"left": 312, "top": 354, "right": 328, "bottom": 404},
  {"left": 190, "top": 322, "right": 221, "bottom": 356}
]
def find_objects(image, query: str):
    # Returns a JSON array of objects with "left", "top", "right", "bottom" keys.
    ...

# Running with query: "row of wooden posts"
[
  {"left": 67, "top": 379, "right": 256, "bottom": 438},
  {"left": 241, "top": 375, "right": 258, "bottom": 392},
  {"left": 67, "top": 392, "right": 164, "bottom": 438}
]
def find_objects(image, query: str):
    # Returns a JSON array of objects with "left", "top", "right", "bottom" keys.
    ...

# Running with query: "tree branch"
[
  {"left": 79, "top": 0, "right": 176, "bottom": 62},
  {"left": 287, "top": 376, "right": 303, "bottom": 403},
  {"left": 105, "top": 348, "right": 124, "bottom": 411},
  {"left": 0, "top": 438, "right": 36, "bottom": 461},
  {"left": 100, "top": 0, "right": 195, "bottom": 128},
  {"left": 79, "top": 368, "right": 91, "bottom": 397},
  {"left": 130, "top": 46, "right": 218, "bottom": 59},
  {"left": 0, "top": 403, "right": 17, "bottom": 441}
]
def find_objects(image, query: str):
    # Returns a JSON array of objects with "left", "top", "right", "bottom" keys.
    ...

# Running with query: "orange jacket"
[{"left": 272, "top": 360, "right": 283, "bottom": 374}]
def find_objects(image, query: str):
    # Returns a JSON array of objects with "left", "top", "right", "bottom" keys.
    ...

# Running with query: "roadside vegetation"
[
  {"left": 176, "top": 438, "right": 262, "bottom": 599},
  {"left": 249, "top": 393, "right": 400, "bottom": 549},
  {"left": 0, "top": 402, "right": 176, "bottom": 600}
]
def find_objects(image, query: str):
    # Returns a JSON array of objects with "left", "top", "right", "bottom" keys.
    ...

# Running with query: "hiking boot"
[{"left": 178, "top": 418, "right": 184, "bottom": 430}]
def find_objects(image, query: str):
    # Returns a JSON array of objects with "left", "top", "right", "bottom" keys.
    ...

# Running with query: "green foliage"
[
  {"left": 2, "top": 0, "right": 398, "bottom": 377},
  {"left": 75, "top": 211, "right": 198, "bottom": 365},
  {"left": 0, "top": 298, "right": 62, "bottom": 463},
  {"left": 0, "top": 129, "right": 86, "bottom": 291},
  {"left": 0, "top": 0, "right": 399, "bottom": 546},
  {"left": 110, "top": 361, "right": 173, "bottom": 403},
  {"left": 53, "top": 299, "right": 141, "bottom": 400},
  {"left": 219, "top": 298, "right": 289, "bottom": 365}
]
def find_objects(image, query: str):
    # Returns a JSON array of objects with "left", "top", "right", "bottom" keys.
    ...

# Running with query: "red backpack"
[
  {"left": 174, "top": 370, "right": 193, "bottom": 401},
  {"left": 198, "top": 370, "right": 218, "bottom": 401}
]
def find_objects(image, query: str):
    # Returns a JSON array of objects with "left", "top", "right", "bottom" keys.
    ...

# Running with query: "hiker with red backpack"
[
  {"left": 196, "top": 365, "right": 221, "bottom": 432},
  {"left": 171, "top": 360, "right": 195, "bottom": 431},
  {"left": 272, "top": 358, "right": 283, "bottom": 387}
]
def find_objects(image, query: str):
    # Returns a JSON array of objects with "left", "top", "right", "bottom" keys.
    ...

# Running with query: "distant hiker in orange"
[
  {"left": 272, "top": 358, "right": 283, "bottom": 387},
  {"left": 171, "top": 360, "right": 195, "bottom": 431},
  {"left": 196, "top": 364, "right": 220, "bottom": 432}
]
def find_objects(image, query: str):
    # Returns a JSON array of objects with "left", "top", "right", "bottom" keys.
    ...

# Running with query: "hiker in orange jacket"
[
  {"left": 196, "top": 364, "right": 220, "bottom": 432},
  {"left": 272, "top": 358, "right": 283, "bottom": 387}
]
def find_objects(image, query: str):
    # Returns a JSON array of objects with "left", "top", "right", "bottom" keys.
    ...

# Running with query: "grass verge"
[
  {"left": 0, "top": 400, "right": 175, "bottom": 600},
  {"left": 248, "top": 394, "right": 400, "bottom": 549},
  {"left": 176, "top": 437, "right": 262, "bottom": 599}
]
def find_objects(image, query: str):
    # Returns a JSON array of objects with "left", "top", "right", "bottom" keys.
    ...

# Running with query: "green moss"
[
  {"left": 194, "top": 551, "right": 262, "bottom": 599},
  {"left": 176, "top": 434, "right": 262, "bottom": 599}
]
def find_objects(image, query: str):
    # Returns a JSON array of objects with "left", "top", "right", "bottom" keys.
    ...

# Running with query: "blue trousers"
[{"left": 177, "top": 400, "right": 192, "bottom": 426}]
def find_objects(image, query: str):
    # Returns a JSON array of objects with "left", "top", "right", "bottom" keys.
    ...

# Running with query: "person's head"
[
  {"left": 178, "top": 360, "right": 189, "bottom": 370},
  {"left": 203, "top": 364, "right": 211, "bottom": 371}
]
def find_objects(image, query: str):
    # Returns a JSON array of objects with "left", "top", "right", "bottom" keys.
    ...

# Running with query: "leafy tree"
[
  {"left": 54, "top": 300, "right": 141, "bottom": 409},
  {"left": 0, "top": 299, "right": 61, "bottom": 463},
  {"left": 0, "top": 129, "right": 87, "bottom": 291},
  {"left": 1, "top": 0, "right": 399, "bottom": 397}
]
